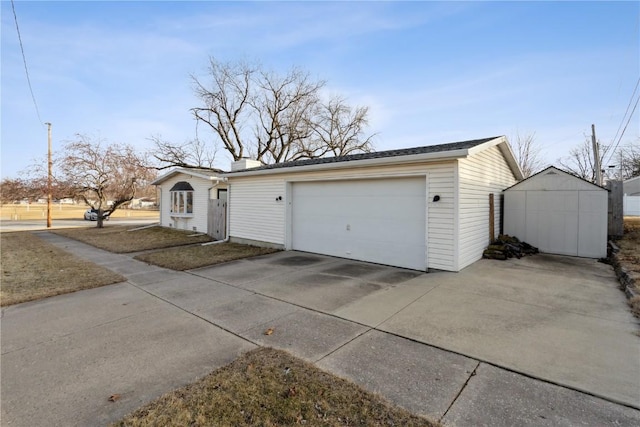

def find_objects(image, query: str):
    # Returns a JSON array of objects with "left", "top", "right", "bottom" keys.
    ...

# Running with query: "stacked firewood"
[{"left": 483, "top": 235, "right": 539, "bottom": 260}]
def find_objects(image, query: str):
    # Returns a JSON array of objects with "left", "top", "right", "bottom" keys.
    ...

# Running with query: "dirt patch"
[
  {"left": 113, "top": 347, "right": 436, "bottom": 427},
  {"left": 134, "top": 243, "right": 280, "bottom": 271},
  {"left": 0, "top": 232, "right": 125, "bottom": 306},
  {"left": 53, "top": 225, "right": 212, "bottom": 253}
]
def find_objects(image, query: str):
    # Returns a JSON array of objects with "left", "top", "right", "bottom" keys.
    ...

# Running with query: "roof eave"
[
  {"left": 151, "top": 167, "right": 223, "bottom": 185},
  {"left": 224, "top": 148, "right": 474, "bottom": 177}
]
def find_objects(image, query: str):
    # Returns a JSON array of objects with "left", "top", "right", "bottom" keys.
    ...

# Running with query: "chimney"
[{"left": 231, "top": 158, "right": 262, "bottom": 172}]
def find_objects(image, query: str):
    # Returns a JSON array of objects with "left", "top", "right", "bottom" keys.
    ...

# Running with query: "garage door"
[{"left": 291, "top": 177, "right": 427, "bottom": 270}]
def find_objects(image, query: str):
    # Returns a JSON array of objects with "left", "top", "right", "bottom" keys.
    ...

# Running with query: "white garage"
[
  {"left": 225, "top": 136, "right": 523, "bottom": 272},
  {"left": 504, "top": 166, "right": 608, "bottom": 258},
  {"left": 291, "top": 177, "right": 427, "bottom": 270}
]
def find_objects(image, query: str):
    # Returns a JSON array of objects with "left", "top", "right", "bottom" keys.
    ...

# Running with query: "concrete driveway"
[{"left": 2, "top": 233, "right": 639, "bottom": 426}]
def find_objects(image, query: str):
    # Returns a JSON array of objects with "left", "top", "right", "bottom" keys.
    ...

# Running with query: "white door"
[
  {"left": 525, "top": 191, "right": 579, "bottom": 256},
  {"left": 291, "top": 177, "right": 427, "bottom": 270},
  {"left": 505, "top": 189, "right": 607, "bottom": 258}
]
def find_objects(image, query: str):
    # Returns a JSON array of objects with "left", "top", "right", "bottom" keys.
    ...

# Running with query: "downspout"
[
  {"left": 202, "top": 178, "right": 230, "bottom": 246},
  {"left": 157, "top": 185, "right": 162, "bottom": 226}
]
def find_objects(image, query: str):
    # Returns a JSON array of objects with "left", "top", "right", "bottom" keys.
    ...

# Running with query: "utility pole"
[
  {"left": 619, "top": 150, "right": 624, "bottom": 181},
  {"left": 591, "top": 124, "right": 602, "bottom": 186},
  {"left": 45, "top": 122, "right": 52, "bottom": 228}
]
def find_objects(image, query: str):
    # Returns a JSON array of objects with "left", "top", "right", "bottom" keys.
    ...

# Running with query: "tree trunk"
[{"left": 97, "top": 208, "right": 104, "bottom": 228}]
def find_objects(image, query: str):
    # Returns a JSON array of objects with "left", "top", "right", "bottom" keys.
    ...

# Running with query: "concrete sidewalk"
[{"left": 1, "top": 232, "right": 638, "bottom": 426}]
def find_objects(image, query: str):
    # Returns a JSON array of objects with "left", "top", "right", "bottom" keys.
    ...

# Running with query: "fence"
[{"left": 207, "top": 199, "right": 227, "bottom": 240}]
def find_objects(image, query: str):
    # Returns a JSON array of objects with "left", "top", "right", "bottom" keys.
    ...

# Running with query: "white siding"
[
  {"left": 228, "top": 161, "right": 458, "bottom": 271},
  {"left": 158, "top": 174, "right": 224, "bottom": 233},
  {"left": 229, "top": 176, "right": 286, "bottom": 245},
  {"left": 624, "top": 195, "right": 640, "bottom": 216},
  {"left": 457, "top": 145, "right": 518, "bottom": 270}
]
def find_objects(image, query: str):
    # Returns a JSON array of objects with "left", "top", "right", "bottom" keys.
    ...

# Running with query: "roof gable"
[
  {"left": 225, "top": 136, "right": 522, "bottom": 179},
  {"left": 505, "top": 166, "right": 605, "bottom": 192},
  {"left": 152, "top": 167, "right": 223, "bottom": 185}
]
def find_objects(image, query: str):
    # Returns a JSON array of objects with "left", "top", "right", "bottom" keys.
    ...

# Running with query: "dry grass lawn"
[
  {"left": 1, "top": 232, "right": 125, "bottom": 306},
  {"left": 114, "top": 347, "right": 436, "bottom": 427},
  {"left": 53, "top": 225, "right": 212, "bottom": 253},
  {"left": 619, "top": 217, "right": 640, "bottom": 316},
  {"left": 134, "top": 243, "right": 280, "bottom": 270}
]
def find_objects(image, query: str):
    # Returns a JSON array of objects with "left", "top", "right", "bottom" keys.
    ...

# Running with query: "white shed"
[
  {"left": 504, "top": 166, "right": 607, "bottom": 258},
  {"left": 151, "top": 168, "right": 227, "bottom": 234},
  {"left": 224, "top": 136, "right": 522, "bottom": 272}
]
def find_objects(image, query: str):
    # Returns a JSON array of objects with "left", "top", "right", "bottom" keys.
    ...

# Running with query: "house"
[
  {"left": 504, "top": 166, "right": 608, "bottom": 258},
  {"left": 151, "top": 168, "right": 227, "bottom": 234},
  {"left": 224, "top": 136, "right": 522, "bottom": 272},
  {"left": 623, "top": 175, "right": 640, "bottom": 216},
  {"left": 623, "top": 175, "right": 640, "bottom": 196}
]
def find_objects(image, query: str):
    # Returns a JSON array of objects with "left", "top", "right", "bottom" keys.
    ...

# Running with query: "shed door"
[
  {"left": 525, "top": 191, "right": 579, "bottom": 256},
  {"left": 504, "top": 190, "right": 607, "bottom": 258},
  {"left": 291, "top": 177, "right": 427, "bottom": 270}
]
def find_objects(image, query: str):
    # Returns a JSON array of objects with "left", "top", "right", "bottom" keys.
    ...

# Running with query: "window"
[{"left": 169, "top": 181, "right": 194, "bottom": 215}]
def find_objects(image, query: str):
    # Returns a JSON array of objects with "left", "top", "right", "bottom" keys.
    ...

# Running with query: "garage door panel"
[{"left": 291, "top": 178, "right": 426, "bottom": 270}]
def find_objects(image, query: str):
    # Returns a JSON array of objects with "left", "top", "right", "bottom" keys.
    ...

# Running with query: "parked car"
[{"left": 84, "top": 208, "right": 110, "bottom": 221}]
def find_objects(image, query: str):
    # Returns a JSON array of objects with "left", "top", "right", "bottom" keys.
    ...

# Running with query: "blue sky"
[{"left": 2, "top": 1, "right": 638, "bottom": 178}]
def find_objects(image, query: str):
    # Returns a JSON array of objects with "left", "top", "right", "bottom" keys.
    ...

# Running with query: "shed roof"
[
  {"left": 504, "top": 166, "right": 606, "bottom": 192},
  {"left": 225, "top": 136, "right": 522, "bottom": 179}
]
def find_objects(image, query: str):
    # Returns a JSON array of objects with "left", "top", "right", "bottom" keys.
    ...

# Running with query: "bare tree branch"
[
  {"left": 558, "top": 136, "right": 612, "bottom": 183},
  {"left": 150, "top": 135, "right": 218, "bottom": 170},
  {"left": 154, "top": 57, "right": 376, "bottom": 170},
  {"left": 511, "top": 132, "right": 545, "bottom": 178}
]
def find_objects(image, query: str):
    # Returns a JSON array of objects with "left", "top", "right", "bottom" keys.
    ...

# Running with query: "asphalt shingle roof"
[{"left": 227, "top": 136, "right": 500, "bottom": 173}]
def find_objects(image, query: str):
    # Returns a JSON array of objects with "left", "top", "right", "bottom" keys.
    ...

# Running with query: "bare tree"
[
  {"left": 155, "top": 57, "right": 374, "bottom": 169},
  {"left": 251, "top": 67, "right": 324, "bottom": 164},
  {"left": 618, "top": 142, "right": 640, "bottom": 179},
  {"left": 559, "top": 137, "right": 612, "bottom": 183},
  {"left": 0, "top": 178, "right": 29, "bottom": 204},
  {"left": 60, "top": 135, "right": 154, "bottom": 228},
  {"left": 150, "top": 136, "right": 218, "bottom": 170},
  {"left": 308, "top": 96, "right": 375, "bottom": 158},
  {"left": 511, "top": 132, "right": 545, "bottom": 178},
  {"left": 190, "top": 58, "right": 254, "bottom": 162}
]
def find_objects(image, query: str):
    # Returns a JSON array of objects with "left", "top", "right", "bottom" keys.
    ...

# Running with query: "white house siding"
[
  {"left": 228, "top": 161, "right": 458, "bottom": 271},
  {"left": 457, "top": 145, "right": 518, "bottom": 270},
  {"left": 229, "top": 176, "right": 287, "bottom": 245},
  {"left": 158, "top": 174, "right": 221, "bottom": 233},
  {"left": 624, "top": 195, "right": 640, "bottom": 216}
]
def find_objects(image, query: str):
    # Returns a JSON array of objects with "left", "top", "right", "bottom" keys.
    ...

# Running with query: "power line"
[
  {"left": 606, "top": 91, "right": 640, "bottom": 166},
  {"left": 603, "top": 77, "right": 640, "bottom": 166},
  {"left": 610, "top": 77, "right": 639, "bottom": 150},
  {"left": 11, "top": 0, "right": 44, "bottom": 126}
]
